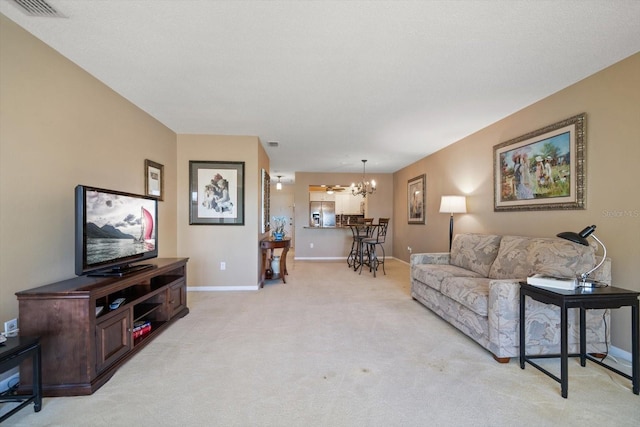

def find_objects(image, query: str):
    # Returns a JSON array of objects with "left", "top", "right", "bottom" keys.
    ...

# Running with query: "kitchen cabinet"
[
  {"left": 336, "top": 193, "right": 365, "bottom": 215},
  {"left": 309, "top": 192, "right": 335, "bottom": 202}
]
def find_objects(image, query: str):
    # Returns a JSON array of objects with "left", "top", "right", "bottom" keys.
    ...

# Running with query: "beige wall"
[
  {"left": 393, "top": 53, "right": 640, "bottom": 353},
  {"left": 293, "top": 172, "right": 394, "bottom": 259},
  {"left": 2, "top": 12, "right": 637, "bottom": 354},
  {"left": 0, "top": 16, "right": 178, "bottom": 320},
  {"left": 176, "top": 134, "right": 267, "bottom": 289}
]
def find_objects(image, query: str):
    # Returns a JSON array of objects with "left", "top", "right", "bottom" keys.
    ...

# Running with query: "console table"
[
  {"left": 519, "top": 282, "right": 639, "bottom": 398},
  {"left": 16, "top": 258, "right": 189, "bottom": 396},
  {"left": 0, "top": 336, "right": 42, "bottom": 422},
  {"left": 260, "top": 237, "right": 290, "bottom": 287}
]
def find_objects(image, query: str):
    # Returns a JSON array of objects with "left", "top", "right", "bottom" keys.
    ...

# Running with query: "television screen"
[{"left": 75, "top": 185, "right": 158, "bottom": 276}]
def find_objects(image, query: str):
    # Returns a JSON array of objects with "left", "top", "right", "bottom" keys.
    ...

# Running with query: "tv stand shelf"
[{"left": 16, "top": 258, "right": 189, "bottom": 397}]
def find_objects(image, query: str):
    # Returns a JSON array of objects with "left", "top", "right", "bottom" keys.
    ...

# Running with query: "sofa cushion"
[
  {"left": 488, "top": 235, "right": 596, "bottom": 280},
  {"left": 412, "top": 264, "right": 483, "bottom": 292},
  {"left": 440, "top": 277, "right": 491, "bottom": 317},
  {"left": 449, "top": 233, "right": 502, "bottom": 277}
]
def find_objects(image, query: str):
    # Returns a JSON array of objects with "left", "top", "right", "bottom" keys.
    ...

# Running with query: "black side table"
[
  {"left": 519, "top": 282, "right": 639, "bottom": 398},
  {"left": 0, "top": 336, "right": 42, "bottom": 422}
]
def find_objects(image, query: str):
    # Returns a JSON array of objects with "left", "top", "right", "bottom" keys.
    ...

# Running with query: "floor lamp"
[{"left": 439, "top": 195, "right": 467, "bottom": 251}]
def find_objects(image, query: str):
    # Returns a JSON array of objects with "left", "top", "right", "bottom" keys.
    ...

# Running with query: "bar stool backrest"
[{"left": 373, "top": 218, "right": 390, "bottom": 243}]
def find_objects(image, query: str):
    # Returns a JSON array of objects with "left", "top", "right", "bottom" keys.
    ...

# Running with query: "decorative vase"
[
  {"left": 273, "top": 232, "right": 284, "bottom": 241},
  {"left": 271, "top": 256, "right": 281, "bottom": 278}
]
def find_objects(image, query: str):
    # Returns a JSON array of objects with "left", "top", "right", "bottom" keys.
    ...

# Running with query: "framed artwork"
[
  {"left": 408, "top": 174, "right": 426, "bottom": 224},
  {"left": 189, "top": 160, "right": 245, "bottom": 225},
  {"left": 261, "top": 168, "right": 271, "bottom": 233},
  {"left": 493, "top": 113, "right": 586, "bottom": 211},
  {"left": 144, "top": 159, "right": 164, "bottom": 201}
]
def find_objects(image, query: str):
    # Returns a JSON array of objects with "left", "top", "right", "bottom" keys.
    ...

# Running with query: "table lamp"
[{"left": 557, "top": 225, "right": 608, "bottom": 288}]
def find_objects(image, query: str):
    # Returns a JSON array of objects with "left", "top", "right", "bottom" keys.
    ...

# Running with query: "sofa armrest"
[
  {"left": 487, "top": 279, "right": 521, "bottom": 355},
  {"left": 591, "top": 257, "right": 611, "bottom": 284},
  {"left": 410, "top": 252, "right": 450, "bottom": 267}
]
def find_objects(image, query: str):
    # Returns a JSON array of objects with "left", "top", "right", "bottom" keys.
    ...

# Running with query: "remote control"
[{"left": 109, "top": 298, "right": 126, "bottom": 310}]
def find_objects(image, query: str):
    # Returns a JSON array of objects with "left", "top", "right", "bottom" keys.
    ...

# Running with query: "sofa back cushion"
[
  {"left": 488, "top": 235, "right": 596, "bottom": 280},
  {"left": 449, "top": 233, "right": 502, "bottom": 277}
]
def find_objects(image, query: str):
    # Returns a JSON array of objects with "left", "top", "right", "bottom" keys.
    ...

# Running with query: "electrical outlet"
[
  {"left": 310, "top": 243, "right": 314, "bottom": 248},
  {"left": 407, "top": 246, "right": 412, "bottom": 253},
  {"left": 220, "top": 261, "right": 226, "bottom": 270},
  {"left": 4, "top": 318, "right": 18, "bottom": 336}
]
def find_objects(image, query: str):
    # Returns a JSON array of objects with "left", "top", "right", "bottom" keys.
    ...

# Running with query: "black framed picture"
[
  {"left": 189, "top": 160, "right": 245, "bottom": 225},
  {"left": 408, "top": 174, "right": 425, "bottom": 224},
  {"left": 145, "top": 159, "right": 164, "bottom": 201},
  {"left": 261, "top": 168, "right": 271, "bottom": 233}
]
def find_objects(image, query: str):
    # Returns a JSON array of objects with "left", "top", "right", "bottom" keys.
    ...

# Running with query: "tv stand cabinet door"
[
  {"left": 95, "top": 310, "right": 132, "bottom": 373},
  {"left": 168, "top": 280, "right": 187, "bottom": 319}
]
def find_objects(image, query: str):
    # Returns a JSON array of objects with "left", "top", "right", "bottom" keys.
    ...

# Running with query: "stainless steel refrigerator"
[{"left": 309, "top": 201, "right": 336, "bottom": 227}]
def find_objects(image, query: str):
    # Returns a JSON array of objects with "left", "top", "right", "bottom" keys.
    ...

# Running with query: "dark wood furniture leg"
[
  {"left": 560, "top": 303, "right": 568, "bottom": 398},
  {"left": 633, "top": 300, "right": 639, "bottom": 394}
]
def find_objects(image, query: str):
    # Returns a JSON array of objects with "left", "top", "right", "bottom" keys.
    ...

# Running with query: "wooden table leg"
[{"left": 260, "top": 248, "right": 267, "bottom": 288}]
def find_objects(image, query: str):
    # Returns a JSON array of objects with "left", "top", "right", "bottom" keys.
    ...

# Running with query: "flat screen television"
[{"left": 75, "top": 185, "right": 158, "bottom": 276}]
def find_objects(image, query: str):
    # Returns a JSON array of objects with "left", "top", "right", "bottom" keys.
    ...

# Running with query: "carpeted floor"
[{"left": 3, "top": 258, "right": 639, "bottom": 426}]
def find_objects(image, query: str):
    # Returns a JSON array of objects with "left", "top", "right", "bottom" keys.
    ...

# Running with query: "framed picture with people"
[
  {"left": 189, "top": 160, "right": 245, "bottom": 225},
  {"left": 493, "top": 113, "right": 585, "bottom": 211}
]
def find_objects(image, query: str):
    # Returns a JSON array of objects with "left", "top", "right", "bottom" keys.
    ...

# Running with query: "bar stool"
[
  {"left": 361, "top": 218, "right": 389, "bottom": 277},
  {"left": 347, "top": 218, "right": 374, "bottom": 270}
]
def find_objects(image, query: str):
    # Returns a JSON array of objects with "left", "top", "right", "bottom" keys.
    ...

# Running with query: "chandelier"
[{"left": 351, "top": 159, "right": 376, "bottom": 198}]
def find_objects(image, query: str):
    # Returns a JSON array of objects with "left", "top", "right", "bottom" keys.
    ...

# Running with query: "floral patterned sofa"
[{"left": 410, "top": 233, "right": 610, "bottom": 362}]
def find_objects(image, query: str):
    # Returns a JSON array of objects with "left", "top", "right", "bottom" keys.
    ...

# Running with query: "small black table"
[
  {"left": 519, "top": 283, "right": 639, "bottom": 398},
  {"left": 0, "top": 336, "right": 42, "bottom": 422}
]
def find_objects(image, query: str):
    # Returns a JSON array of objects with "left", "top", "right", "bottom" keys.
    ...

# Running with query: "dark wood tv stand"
[{"left": 15, "top": 258, "right": 189, "bottom": 397}]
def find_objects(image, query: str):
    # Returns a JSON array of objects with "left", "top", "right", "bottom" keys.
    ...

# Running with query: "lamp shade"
[
  {"left": 557, "top": 225, "right": 596, "bottom": 246},
  {"left": 439, "top": 196, "right": 467, "bottom": 214}
]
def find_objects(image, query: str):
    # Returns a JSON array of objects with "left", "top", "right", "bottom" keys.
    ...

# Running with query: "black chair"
[{"left": 361, "top": 218, "right": 389, "bottom": 277}]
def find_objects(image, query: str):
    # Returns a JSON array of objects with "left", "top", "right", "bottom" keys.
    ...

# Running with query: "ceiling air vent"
[{"left": 11, "top": 0, "right": 66, "bottom": 17}]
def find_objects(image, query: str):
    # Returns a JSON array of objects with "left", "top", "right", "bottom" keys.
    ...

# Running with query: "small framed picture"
[
  {"left": 408, "top": 174, "right": 426, "bottom": 224},
  {"left": 189, "top": 160, "right": 245, "bottom": 225},
  {"left": 145, "top": 159, "right": 164, "bottom": 201}
]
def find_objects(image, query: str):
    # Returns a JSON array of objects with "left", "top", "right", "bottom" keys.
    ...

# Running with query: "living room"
[{"left": 1, "top": 3, "right": 639, "bottom": 424}]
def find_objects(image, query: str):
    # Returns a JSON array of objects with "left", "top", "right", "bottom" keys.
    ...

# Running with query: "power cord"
[{"left": 598, "top": 310, "right": 609, "bottom": 363}]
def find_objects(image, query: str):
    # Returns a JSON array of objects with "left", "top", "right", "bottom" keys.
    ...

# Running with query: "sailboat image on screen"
[{"left": 136, "top": 207, "right": 154, "bottom": 244}]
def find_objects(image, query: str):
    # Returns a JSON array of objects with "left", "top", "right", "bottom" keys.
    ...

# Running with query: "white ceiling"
[{"left": 2, "top": 1, "right": 639, "bottom": 184}]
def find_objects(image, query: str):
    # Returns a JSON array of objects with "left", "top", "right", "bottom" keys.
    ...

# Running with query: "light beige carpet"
[{"left": 3, "top": 259, "right": 639, "bottom": 426}]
